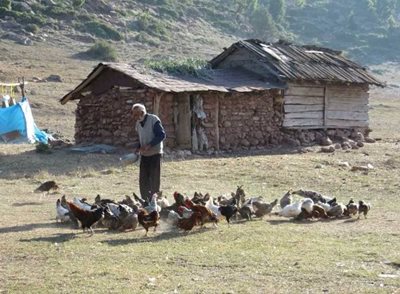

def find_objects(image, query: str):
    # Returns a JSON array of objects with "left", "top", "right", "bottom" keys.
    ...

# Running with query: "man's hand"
[{"left": 139, "top": 144, "right": 151, "bottom": 153}]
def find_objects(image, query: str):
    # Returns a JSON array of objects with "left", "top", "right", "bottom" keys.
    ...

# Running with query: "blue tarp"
[{"left": 0, "top": 97, "right": 48, "bottom": 144}]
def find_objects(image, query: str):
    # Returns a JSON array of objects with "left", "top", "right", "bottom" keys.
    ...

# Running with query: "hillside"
[{"left": 1, "top": 0, "right": 400, "bottom": 64}]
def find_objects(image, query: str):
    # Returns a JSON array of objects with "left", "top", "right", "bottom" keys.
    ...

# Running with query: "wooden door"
[{"left": 174, "top": 94, "right": 192, "bottom": 148}]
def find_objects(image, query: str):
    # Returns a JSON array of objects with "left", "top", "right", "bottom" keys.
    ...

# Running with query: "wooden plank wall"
[
  {"left": 283, "top": 83, "right": 369, "bottom": 128},
  {"left": 283, "top": 83, "right": 324, "bottom": 128},
  {"left": 325, "top": 85, "right": 369, "bottom": 127}
]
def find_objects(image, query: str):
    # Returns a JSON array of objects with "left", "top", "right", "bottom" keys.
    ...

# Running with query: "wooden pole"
[
  {"left": 18, "top": 77, "right": 25, "bottom": 98},
  {"left": 323, "top": 86, "right": 327, "bottom": 128},
  {"left": 215, "top": 94, "right": 220, "bottom": 151},
  {"left": 153, "top": 93, "right": 162, "bottom": 116}
]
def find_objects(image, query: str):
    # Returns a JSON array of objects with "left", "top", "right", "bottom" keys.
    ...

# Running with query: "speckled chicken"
[{"left": 358, "top": 200, "right": 371, "bottom": 219}]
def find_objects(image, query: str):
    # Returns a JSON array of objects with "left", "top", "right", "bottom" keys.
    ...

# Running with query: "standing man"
[{"left": 131, "top": 103, "right": 166, "bottom": 202}]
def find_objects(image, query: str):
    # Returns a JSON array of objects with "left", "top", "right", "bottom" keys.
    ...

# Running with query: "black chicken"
[
  {"left": 218, "top": 199, "right": 238, "bottom": 226},
  {"left": 67, "top": 202, "right": 105, "bottom": 235}
]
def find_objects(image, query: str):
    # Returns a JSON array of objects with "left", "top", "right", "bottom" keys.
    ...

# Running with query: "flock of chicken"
[{"left": 53, "top": 185, "right": 371, "bottom": 236}]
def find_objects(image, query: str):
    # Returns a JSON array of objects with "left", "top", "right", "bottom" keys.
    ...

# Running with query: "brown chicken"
[
  {"left": 184, "top": 199, "right": 218, "bottom": 227},
  {"left": 177, "top": 212, "right": 202, "bottom": 232},
  {"left": 346, "top": 199, "right": 359, "bottom": 217},
  {"left": 137, "top": 208, "right": 160, "bottom": 236},
  {"left": 34, "top": 180, "right": 59, "bottom": 194}
]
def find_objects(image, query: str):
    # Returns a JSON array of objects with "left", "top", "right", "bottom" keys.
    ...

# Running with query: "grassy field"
[{"left": 1, "top": 52, "right": 400, "bottom": 293}]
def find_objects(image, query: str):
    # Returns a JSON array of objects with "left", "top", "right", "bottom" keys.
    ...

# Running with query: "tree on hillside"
[
  {"left": 249, "top": 6, "right": 278, "bottom": 39},
  {"left": 375, "top": 0, "right": 400, "bottom": 27},
  {"left": 262, "top": 0, "right": 287, "bottom": 22},
  {"left": 0, "top": 0, "right": 11, "bottom": 10}
]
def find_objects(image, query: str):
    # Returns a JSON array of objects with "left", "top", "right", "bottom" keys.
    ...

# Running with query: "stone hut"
[
  {"left": 60, "top": 40, "right": 384, "bottom": 151},
  {"left": 60, "top": 63, "right": 285, "bottom": 151}
]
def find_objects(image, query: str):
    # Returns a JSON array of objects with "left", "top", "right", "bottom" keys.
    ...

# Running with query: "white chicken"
[
  {"left": 278, "top": 201, "right": 302, "bottom": 218},
  {"left": 156, "top": 193, "right": 170, "bottom": 209},
  {"left": 166, "top": 210, "right": 181, "bottom": 226},
  {"left": 56, "top": 199, "right": 70, "bottom": 222},
  {"left": 73, "top": 197, "right": 92, "bottom": 211},
  {"left": 144, "top": 193, "right": 161, "bottom": 213},
  {"left": 205, "top": 197, "right": 222, "bottom": 219},
  {"left": 301, "top": 198, "right": 314, "bottom": 214}
]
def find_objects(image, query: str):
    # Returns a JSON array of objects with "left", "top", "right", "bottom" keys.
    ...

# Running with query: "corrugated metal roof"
[
  {"left": 210, "top": 39, "right": 384, "bottom": 87},
  {"left": 60, "top": 63, "right": 285, "bottom": 104}
]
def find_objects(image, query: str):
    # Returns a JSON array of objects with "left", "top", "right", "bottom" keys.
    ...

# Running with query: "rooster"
[
  {"left": 67, "top": 202, "right": 104, "bottom": 235},
  {"left": 137, "top": 208, "right": 160, "bottom": 236},
  {"left": 358, "top": 200, "right": 371, "bottom": 219},
  {"left": 56, "top": 199, "right": 70, "bottom": 222},
  {"left": 34, "top": 180, "right": 59, "bottom": 196}
]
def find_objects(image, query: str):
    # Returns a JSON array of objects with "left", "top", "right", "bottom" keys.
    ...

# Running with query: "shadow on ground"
[
  {"left": 0, "top": 144, "right": 307, "bottom": 179},
  {"left": 0, "top": 148, "right": 128, "bottom": 179},
  {"left": 20, "top": 232, "right": 76, "bottom": 244},
  {"left": 101, "top": 227, "right": 214, "bottom": 246},
  {"left": 0, "top": 221, "right": 57, "bottom": 234}
]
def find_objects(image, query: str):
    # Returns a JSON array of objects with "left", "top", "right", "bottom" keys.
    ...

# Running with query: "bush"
[
  {"left": 134, "top": 12, "right": 170, "bottom": 39},
  {"left": 0, "top": 0, "right": 11, "bottom": 10},
  {"left": 25, "top": 23, "right": 39, "bottom": 34},
  {"left": 72, "top": 0, "right": 86, "bottom": 9},
  {"left": 45, "top": 5, "right": 77, "bottom": 20},
  {"left": 135, "top": 32, "right": 161, "bottom": 47},
  {"left": 35, "top": 143, "right": 52, "bottom": 154},
  {"left": 78, "top": 20, "right": 123, "bottom": 41},
  {"left": 144, "top": 58, "right": 209, "bottom": 77},
  {"left": 84, "top": 41, "right": 118, "bottom": 61}
]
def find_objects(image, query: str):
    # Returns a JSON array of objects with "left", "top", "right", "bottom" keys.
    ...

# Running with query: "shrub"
[
  {"left": 45, "top": 5, "right": 77, "bottom": 20},
  {"left": 135, "top": 32, "right": 161, "bottom": 47},
  {"left": 0, "top": 0, "right": 11, "bottom": 10},
  {"left": 84, "top": 41, "right": 118, "bottom": 61},
  {"left": 144, "top": 58, "right": 209, "bottom": 77},
  {"left": 25, "top": 23, "right": 39, "bottom": 34},
  {"left": 135, "top": 12, "right": 170, "bottom": 39},
  {"left": 72, "top": 0, "right": 86, "bottom": 9},
  {"left": 36, "top": 143, "right": 52, "bottom": 154},
  {"left": 78, "top": 20, "right": 123, "bottom": 41}
]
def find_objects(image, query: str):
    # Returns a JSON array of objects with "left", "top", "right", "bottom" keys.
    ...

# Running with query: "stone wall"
[
  {"left": 74, "top": 87, "right": 370, "bottom": 151},
  {"left": 75, "top": 87, "right": 175, "bottom": 147},
  {"left": 201, "top": 90, "right": 284, "bottom": 150}
]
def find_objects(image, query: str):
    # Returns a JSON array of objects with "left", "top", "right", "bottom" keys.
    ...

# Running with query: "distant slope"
[{"left": 0, "top": 0, "right": 399, "bottom": 65}]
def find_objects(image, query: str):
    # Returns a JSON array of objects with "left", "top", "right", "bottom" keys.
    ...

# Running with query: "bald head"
[{"left": 131, "top": 103, "right": 147, "bottom": 121}]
